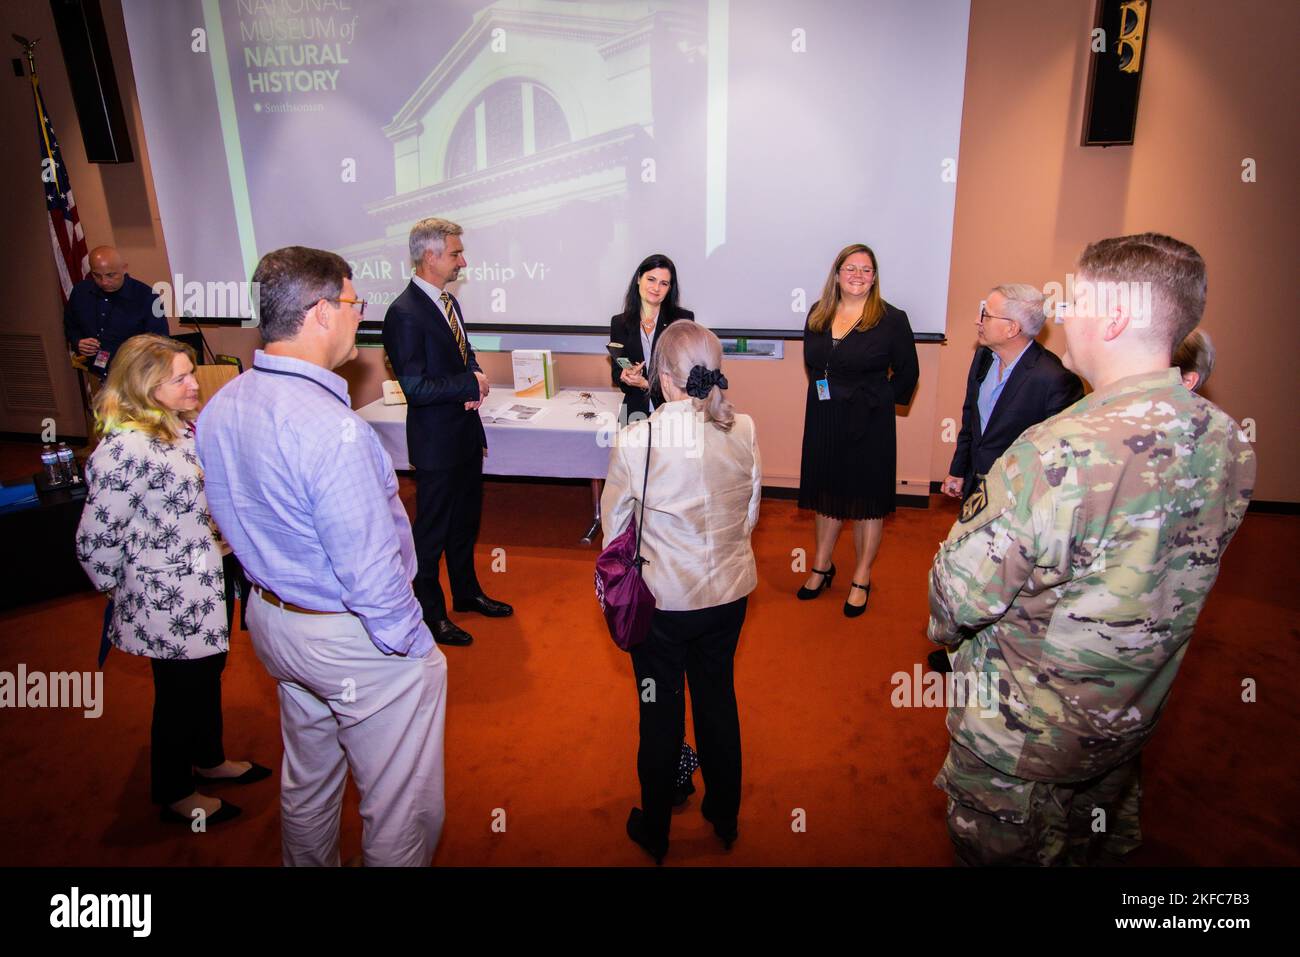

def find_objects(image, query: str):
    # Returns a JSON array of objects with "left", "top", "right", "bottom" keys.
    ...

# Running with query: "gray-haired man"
[
  {"left": 382, "top": 217, "right": 512, "bottom": 648},
  {"left": 932, "top": 284, "right": 1082, "bottom": 675},
  {"left": 942, "top": 284, "right": 1084, "bottom": 502}
]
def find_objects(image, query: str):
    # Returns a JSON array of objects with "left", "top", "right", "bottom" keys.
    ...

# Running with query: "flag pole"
[{"left": 15, "top": 37, "right": 62, "bottom": 202}]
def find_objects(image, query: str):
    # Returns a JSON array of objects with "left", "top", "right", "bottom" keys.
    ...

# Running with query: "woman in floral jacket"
[{"left": 76, "top": 334, "right": 267, "bottom": 826}]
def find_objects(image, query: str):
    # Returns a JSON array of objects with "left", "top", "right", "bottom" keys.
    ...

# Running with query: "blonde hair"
[
  {"left": 93, "top": 334, "right": 197, "bottom": 441},
  {"left": 1172, "top": 329, "right": 1216, "bottom": 391},
  {"left": 807, "top": 243, "right": 884, "bottom": 334},
  {"left": 648, "top": 320, "right": 735, "bottom": 431}
]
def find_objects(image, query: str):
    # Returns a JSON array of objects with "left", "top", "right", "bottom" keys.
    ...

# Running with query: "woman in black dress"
[
  {"left": 609, "top": 254, "right": 694, "bottom": 422},
  {"left": 797, "top": 244, "right": 919, "bottom": 616}
]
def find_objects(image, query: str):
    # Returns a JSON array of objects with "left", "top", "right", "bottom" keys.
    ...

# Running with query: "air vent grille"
[{"left": 0, "top": 334, "right": 58, "bottom": 412}]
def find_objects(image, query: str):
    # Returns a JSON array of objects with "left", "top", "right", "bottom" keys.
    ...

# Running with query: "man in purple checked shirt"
[{"left": 197, "top": 246, "right": 446, "bottom": 867}]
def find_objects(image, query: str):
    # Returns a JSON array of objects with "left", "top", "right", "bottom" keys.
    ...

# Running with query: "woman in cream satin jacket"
[{"left": 600, "top": 319, "right": 760, "bottom": 865}]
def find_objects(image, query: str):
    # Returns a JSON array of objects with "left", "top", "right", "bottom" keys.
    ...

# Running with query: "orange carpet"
[{"left": 1, "top": 477, "right": 1296, "bottom": 867}]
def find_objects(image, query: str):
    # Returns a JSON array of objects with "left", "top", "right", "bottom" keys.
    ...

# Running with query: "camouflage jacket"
[{"left": 928, "top": 367, "right": 1256, "bottom": 781}]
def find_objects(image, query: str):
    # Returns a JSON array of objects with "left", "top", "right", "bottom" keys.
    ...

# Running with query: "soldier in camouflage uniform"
[{"left": 928, "top": 233, "right": 1256, "bottom": 866}]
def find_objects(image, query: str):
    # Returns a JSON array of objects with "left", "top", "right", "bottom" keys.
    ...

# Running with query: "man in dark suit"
[
  {"left": 931, "top": 284, "right": 1083, "bottom": 675},
  {"left": 942, "top": 284, "right": 1085, "bottom": 502},
  {"left": 382, "top": 218, "right": 512, "bottom": 647}
]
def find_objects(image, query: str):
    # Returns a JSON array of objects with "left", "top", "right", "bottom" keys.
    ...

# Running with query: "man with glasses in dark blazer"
[
  {"left": 382, "top": 218, "right": 512, "bottom": 647},
  {"left": 932, "top": 283, "right": 1082, "bottom": 673},
  {"left": 943, "top": 284, "right": 1084, "bottom": 502}
]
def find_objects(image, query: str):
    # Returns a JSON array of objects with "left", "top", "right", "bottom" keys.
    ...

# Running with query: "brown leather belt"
[{"left": 253, "top": 586, "right": 342, "bottom": 616}]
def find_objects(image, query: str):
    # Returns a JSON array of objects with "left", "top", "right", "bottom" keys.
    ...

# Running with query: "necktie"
[{"left": 440, "top": 292, "right": 468, "bottom": 365}]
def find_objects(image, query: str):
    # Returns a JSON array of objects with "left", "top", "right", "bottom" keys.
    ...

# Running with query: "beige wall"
[
  {"left": 327, "top": 343, "right": 940, "bottom": 495},
  {"left": 4, "top": 0, "right": 1294, "bottom": 501},
  {"left": 1, "top": 0, "right": 168, "bottom": 440},
  {"left": 933, "top": 0, "right": 1297, "bottom": 502}
]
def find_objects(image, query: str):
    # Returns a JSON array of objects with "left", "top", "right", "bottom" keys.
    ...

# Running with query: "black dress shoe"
[
  {"left": 452, "top": 594, "right": 513, "bottom": 618},
  {"left": 194, "top": 762, "right": 272, "bottom": 786},
  {"left": 927, "top": 649, "right": 953, "bottom": 674},
  {"left": 702, "top": 810, "right": 738, "bottom": 850},
  {"left": 160, "top": 799, "right": 242, "bottom": 827},
  {"left": 626, "top": 807, "right": 666, "bottom": 865},
  {"left": 432, "top": 619, "right": 473, "bottom": 646}
]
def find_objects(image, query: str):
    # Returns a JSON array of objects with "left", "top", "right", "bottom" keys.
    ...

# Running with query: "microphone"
[{"left": 184, "top": 310, "right": 218, "bottom": 365}]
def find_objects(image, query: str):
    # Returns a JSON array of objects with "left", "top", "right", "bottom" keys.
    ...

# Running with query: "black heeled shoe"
[
  {"left": 626, "top": 808, "right": 666, "bottom": 865},
  {"left": 673, "top": 778, "right": 696, "bottom": 808},
  {"left": 796, "top": 563, "right": 836, "bottom": 600},
  {"left": 843, "top": 582, "right": 871, "bottom": 617}
]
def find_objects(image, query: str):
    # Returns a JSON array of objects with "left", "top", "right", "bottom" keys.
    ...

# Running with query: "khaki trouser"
[{"left": 248, "top": 589, "right": 447, "bottom": 867}]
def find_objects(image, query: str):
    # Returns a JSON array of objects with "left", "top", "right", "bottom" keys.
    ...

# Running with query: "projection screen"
[{"left": 123, "top": 0, "right": 970, "bottom": 336}]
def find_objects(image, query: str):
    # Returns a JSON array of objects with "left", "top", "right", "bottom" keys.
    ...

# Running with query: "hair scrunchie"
[{"left": 685, "top": 365, "right": 728, "bottom": 399}]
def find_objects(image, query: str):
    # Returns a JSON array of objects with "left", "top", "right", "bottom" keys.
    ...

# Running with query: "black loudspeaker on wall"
[
  {"left": 1082, "top": 0, "right": 1151, "bottom": 146},
  {"left": 46, "top": 0, "right": 133, "bottom": 163}
]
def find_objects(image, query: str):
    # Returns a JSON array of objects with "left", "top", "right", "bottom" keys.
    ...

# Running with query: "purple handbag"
[{"left": 595, "top": 428, "right": 655, "bottom": 651}]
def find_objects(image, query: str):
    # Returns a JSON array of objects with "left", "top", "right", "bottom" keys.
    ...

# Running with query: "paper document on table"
[
  {"left": 482, "top": 404, "right": 546, "bottom": 424},
  {"left": 381, "top": 380, "right": 406, "bottom": 405}
]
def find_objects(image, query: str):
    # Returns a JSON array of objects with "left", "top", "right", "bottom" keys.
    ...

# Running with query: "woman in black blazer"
[
  {"left": 797, "top": 243, "right": 919, "bottom": 617},
  {"left": 609, "top": 254, "right": 694, "bottom": 421}
]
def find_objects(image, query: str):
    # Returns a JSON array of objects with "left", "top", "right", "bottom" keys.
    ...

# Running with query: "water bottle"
[
  {"left": 40, "top": 445, "right": 60, "bottom": 485},
  {"left": 56, "top": 443, "right": 76, "bottom": 484}
]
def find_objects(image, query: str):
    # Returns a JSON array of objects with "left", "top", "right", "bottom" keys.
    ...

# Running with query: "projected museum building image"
[{"left": 341, "top": 2, "right": 709, "bottom": 323}]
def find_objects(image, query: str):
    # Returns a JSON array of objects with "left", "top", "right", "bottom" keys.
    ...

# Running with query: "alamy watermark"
[
  {"left": 1043, "top": 273, "right": 1154, "bottom": 327},
  {"left": 0, "top": 665, "right": 102, "bottom": 718},
  {"left": 152, "top": 275, "right": 260, "bottom": 327},
  {"left": 890, "top": 663, "right": 1000, "bottom": 718},
  {"left": 49, "top": 887, "right": 150, "bottom": 937},
  {"left": 596, "top": 408, "right": 706, "bottom": 458}
]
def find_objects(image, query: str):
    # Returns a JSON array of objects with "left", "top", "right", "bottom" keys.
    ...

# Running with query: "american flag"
[{"left": 31, "top": 68, "right": 87, "bottom": 303}]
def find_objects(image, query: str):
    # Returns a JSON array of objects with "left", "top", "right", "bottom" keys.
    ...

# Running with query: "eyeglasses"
[
  {"left": 978, "top": 307, "right": 1016, "bottom": 325},
  {"left": 307, "top": 297, "right": 368, "bottom": 316},
  {"left": 839, "top": 265, "right": 875, "bottom": 276}
]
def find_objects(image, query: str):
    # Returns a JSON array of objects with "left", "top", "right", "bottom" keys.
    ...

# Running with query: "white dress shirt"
[{"left": 412, "top": 273, "right": 462, "bottom": 338}]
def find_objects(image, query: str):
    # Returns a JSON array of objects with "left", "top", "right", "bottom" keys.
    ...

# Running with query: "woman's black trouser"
[
  {"left": 630, "top": 596, "right": 747, "bottom": 851},
  {"left": 149, "top": 652, "right": 228, "bottom": 805}
]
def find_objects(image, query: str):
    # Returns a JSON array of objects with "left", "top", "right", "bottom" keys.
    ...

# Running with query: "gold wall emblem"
[{"left": 1118, "top": 0, "right": 1149, "bottom": 74}]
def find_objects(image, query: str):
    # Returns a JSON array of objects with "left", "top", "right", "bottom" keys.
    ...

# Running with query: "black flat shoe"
[
  {"left": 703, "top": 811, "right": 738, "bottom": 850},
  {"left": 843, "top": 582, "right": 870, "bottom": 618},
  {"left": 431, "top": 619, "right": 473, "bottom": 646},
  {"left": 626, "top": 807, "right": 666, "bottom": 865},
  {"left": 160, "top": 799, "right": 241, "bottom": 827},
  {"left": 452, "top": 594, "right": 513, "bottom": 617},
  {"left": 796, "top": 563, "right": 836, "bottom": 600},
  {"left": 194, "top": 762, "right": 272, "bottom": 786}
]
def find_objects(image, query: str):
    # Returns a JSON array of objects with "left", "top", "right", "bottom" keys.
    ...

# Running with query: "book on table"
[{"left": 512, "top": 349, "right": 555, "bottom": 398}]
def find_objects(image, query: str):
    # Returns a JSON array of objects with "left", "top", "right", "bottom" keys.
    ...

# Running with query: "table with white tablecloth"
[{"left": 357, "top": 387, "right": 625, "bottom": 541}]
